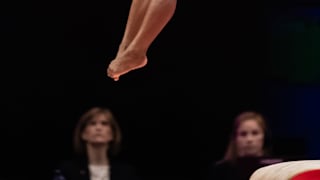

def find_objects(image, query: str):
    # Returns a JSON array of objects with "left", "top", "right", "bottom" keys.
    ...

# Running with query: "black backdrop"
[{"left": 1, "top": 0, "right": 317, "bottom": 179}]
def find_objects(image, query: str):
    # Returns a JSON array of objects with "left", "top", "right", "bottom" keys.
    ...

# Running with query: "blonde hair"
[{"left": 223, "top": 111, "right": 267, "bottom": 162}]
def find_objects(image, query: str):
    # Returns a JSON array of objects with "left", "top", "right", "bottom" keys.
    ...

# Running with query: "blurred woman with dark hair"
[{"left": 53, "top": 107, "right": 140, "bottom": 180}]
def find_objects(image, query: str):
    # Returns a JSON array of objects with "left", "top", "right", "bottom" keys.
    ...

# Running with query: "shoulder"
[
  {"left": 110, "top": 160, "right": 141, "bottom": 179},
  {"left": 56, "top": 159, "right": 83, "bottom": 170},
  {"left": 111, "top": 160, "right": 137, "bottom": 172},
  {"left": 206, "top": 159, "right": 233, "bottom": 174},
  {"left": 54, "top": 158, "right": 87, "bottom": 178},
  {"left": 206, "top": 160, "right": 233, "bottom": 180}
]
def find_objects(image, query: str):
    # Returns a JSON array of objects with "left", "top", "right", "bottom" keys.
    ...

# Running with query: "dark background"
[{"left": 1, "top": 0, "right": 320, "bottom": 179}]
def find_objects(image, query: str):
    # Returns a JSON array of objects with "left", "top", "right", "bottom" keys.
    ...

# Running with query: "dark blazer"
[
  {"left": 206, "top": 156, "right": 285, "bottom": 180},
  {"left": 53, "top": 157, "right": 141, "bottom": 180}
]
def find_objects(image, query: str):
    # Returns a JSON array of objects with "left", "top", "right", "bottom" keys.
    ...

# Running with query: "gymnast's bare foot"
[{"left": 107, "top": 50, "right": 147, "bottom": 81}]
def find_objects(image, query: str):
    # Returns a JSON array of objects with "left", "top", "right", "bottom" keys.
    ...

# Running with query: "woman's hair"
[
  {"left": 223, "top": 111, "right": 268, "bottom": 162},
  {"left": 73, "top": 107, "right": 122, "bottom": 157}
]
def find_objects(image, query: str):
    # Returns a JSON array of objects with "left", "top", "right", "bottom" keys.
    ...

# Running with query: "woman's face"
[
  {"left": 236, "top": 119, "right": 264, "bottom": 157},
  {"left": 82, "top": 113, "right": 113, "bottom": 145}
]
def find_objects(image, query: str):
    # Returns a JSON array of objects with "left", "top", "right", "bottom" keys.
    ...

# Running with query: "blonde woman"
[{"left": 206, "top": 111, "right": 283, "bottom": 180}]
